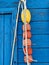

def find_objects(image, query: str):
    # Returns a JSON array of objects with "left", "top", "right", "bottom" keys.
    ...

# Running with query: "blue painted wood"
[
  {"left": 17, "top": 21, "right": 49, "bottom": 35},
  {"left": 0, "top": 0, "right": 49, "bottom": 65},
  {"left": 0, "top": 15, "right": 3, "bottom": 65},
  {"left": 3, "top": 14, "right": 12, "bottom": 65},
  {"left": 17, "top": 35, "right": 49, "bottom": 48},
  {"left": 15, "top": 63, "right": 49, "bottom": 65},
  {"left": 0, "top": 0, "right": 49, "bottom": 8},
  {"left": 18, "top": 9, "right": 49, "bottom": 21},
  {"left": 27, "top": 0, "right": 49, "bottom": 8},
  {"left": 17, "top": 48, "right": 49, "bottom": 62},
  {"left": 0, "top": 7, "right": 17, "bottom": 65}
]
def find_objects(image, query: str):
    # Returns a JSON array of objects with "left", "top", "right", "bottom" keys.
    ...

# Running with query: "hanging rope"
[
  {"left": 10, "top": 0, "right": 37, "bottom": 65},
  {"left": 23, "top": 1, "right": 30, "bottom": 65},
  {"left": 21, "top": 0, "right": 31, "bottom": 65},
  {"left": 10, "top": 1, "right": 21, "bottom": 65},
  {"left": 21, "top": 0, "right": 37, "bottom": 65}
]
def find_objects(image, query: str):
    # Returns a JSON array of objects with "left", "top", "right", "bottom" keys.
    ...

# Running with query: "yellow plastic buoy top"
[{"left": 21, "top": 9, "right": 31, "bottom": 23}]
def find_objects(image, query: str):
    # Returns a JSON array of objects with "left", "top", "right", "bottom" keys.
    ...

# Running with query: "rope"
[
  {"left": 10, "top": 1, "right": 21, "bottom": 65},
  {"left": 23, "top": 5, "right": 31, "bottom": 65},
  {"left": 21, "top": 1, "right": 31, "bottom": 65},
  {"left": 21, "top": 1, "right": 37, "bottom": 65},
  {"left": 10, "top": 0, "right": 37, "bottom": 65}
]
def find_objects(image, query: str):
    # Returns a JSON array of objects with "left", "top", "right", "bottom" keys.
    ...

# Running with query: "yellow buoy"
[{"left": 21, "top": 9, "right": 31, "bottom": 23}]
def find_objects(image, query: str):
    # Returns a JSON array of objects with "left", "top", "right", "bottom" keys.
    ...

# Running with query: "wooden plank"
[
  {"left": 17, "top": 48, "right": 49, "bottom": 62},
  {"left": 3, "top": 14, "right": 12, "bottom": 65},
  {"left": 0, "top": 15, "right": 3, "bottom": 65}
]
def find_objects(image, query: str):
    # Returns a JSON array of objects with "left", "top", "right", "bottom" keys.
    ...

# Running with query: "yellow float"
[{"left": 21, "top": 9, "right": 31, "bottom": 23}]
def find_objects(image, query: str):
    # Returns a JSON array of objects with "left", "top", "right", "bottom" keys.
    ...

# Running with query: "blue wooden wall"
[{"left": 0, "top": 0, "right": 49, "bottom": 65}]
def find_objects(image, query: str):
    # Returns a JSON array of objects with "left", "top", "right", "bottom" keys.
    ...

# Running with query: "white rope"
[
  {"left": 23, "top": 1, "right": 30, "bottom": 64},
  {"left": 21, "top": 1, "right": 37, "bottom": 65},
  {"left": 10, "top": 1, "right": 21, "bottom": 65},
  {"left": 21, "top": 0, "right": 30, "bottom": 65},
  {"left": 24, "top": 8, "right": 31, "bottom": 65},
  {"left": 23, "top": 0, "right": 31, "bottom": 65},
  {"left": 21, "top": 3, "right": 25, "bottom": 54},
  {"left": 10, "top": 0, "right": 37, "bottom": 65}
]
